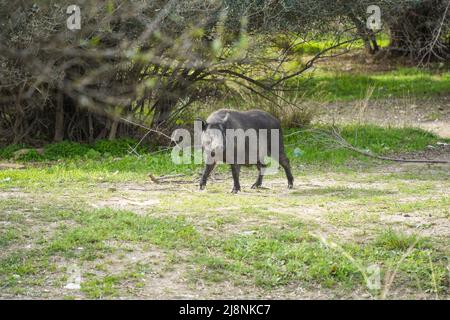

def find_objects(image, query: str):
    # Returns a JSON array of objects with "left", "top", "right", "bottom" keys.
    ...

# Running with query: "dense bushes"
[
  {"left": 0, "top": 144, "right": 29, "bottom": 160},
  {"left": 0, "top": 139, "right": 148, "bottom": 161},
  {"left": 4, "top": 1, "right": 447, "bottom": 146}
]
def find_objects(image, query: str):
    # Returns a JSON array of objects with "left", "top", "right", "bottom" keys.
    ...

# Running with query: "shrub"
[
  {"left": 93, "top": 139, "right": 146, "bottom": 156},
  {"left": 1, "top": 139, "right": 151, "bottom": 162},
  {"left": 0, "top": 144, "right": 28, "bottom": 159},
  {"left": 230, "top": 86, "right": 316, "bottom": 128},
  {"left": 85, "top": 149, "right": 102, "bottom": 159},
  {"left": 374, "top": 229, "right": 430, "bottom": 251},
  {"left": 15, "top": 149, "right": 44, "bottom": 162},
  {"left": 43, "top": 141, "right": 92, "bottom": 160}
]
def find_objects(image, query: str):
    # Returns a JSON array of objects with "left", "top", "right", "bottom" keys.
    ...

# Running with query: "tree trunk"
[
  {"left": 12, "top": 113, "right": 23, "bottom": 144},
  {"left": 87, "top": 112, "right": 94, "bottom": 143},
  {"left": 109, "top": 119, "right": 119, "bottom": 140},
  {"left": 348, "top": 13, "right": 379, "bottom": 55},
  {"left": 12, "top": 89, "right": 25, "bottom": 144},
  {"left": 53, "top": 90, "right": 64, "bottom": 142},
  {"left": 369, "top": 33, "right": 379, "bottom": 53}
]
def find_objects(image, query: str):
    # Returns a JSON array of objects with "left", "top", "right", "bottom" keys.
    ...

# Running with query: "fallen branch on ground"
[
  {"left": 329, "top": 127, "right": 450, "bottom": 164},
  {"left": 148, "top": 173, "right": 188, "bottom": 184}
]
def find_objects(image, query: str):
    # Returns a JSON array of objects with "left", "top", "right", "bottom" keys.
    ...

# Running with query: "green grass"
[
  {"left": 1, "top": 202, "right": 448, "bottom": 298},
  {"left": 291, "top": 34, "right": 390, "bottom": 55},
  {"left": 0, "top": 207, "right": 202, "bottom": 297},
  {"left": 81, "top": 275, "right": 122, "bottom": 298},
  {"left": 271, "top": 35, "right": 450, "bottom": 102},
  {"left": 0, "top": 125, "right": 445, "bottom": 183},
  {"left": 0, "top": 125, "right": 446, "bottom": 195},
  {"left": 81, "top": 264, "right": 149, "bottom": 299},
  {"left": 0, "top": 138, "right": 148, "bottom": 162},
  {"left": 297, "top": 68, "right": 450, "bottom": 102},
  {"left": 192, "top": 227, "right": 448, "bottom": 293},
  {"left": 0, "top": 144, "right": 28, "bottom": 159},
  {"left": 0, "top": 229, "right": 20, "bottom": 248},
  {"left": 284, "top": 125, "right": 445, "bottom": 166},
  {"left": 48, "top": 209, "right": 200, "bottom": 258},
  {"left": 0, "top": 124, "right": 449, "bottom": 299},
  {"left": 374, "top": 229, "right": 431, "bottom": 251}
]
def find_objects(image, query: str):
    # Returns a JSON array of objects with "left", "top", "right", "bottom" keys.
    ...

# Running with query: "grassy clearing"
[
  {"left": 284, "top": 125, "right": 445, "bottom": 165},
  {"left": 295, "top": 68, "right": 450, "bottom": 102},
  {"left": 0, "top": 156, "right": 449, "bottom": 299},
  {"left": 268, "top": 37, "right": 450, "bottom": 102},
  {"left": 284, "top": 37, "right": 450, "bottom": 102},
  {"left": 0, "top": 123, "right": 449, "bottom": 299},
  {"left": 1, "top": 39, "right": 449, "bottom": 299},
  {"left": 192, "top": 227, "right": 448, "bottom": 294},
  {"left": 291, "top": 35, "right": 391, "bottom": 56},
  {"left": 0, "top": 196, "right": 449, "bottom": 298},
  {"left": 0, "top": 125, "right": 446, "bottom": 199},
  {"left": 1, "top": 125, "right": 446, "bottom": 178}
]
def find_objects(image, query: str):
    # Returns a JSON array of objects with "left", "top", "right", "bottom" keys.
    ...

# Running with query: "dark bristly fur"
[{"left": 199, "top": 109, "right": 294, "bottom": 193}]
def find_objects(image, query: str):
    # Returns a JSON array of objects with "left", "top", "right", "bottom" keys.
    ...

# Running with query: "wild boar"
[{"left": 198, "top": 109, "right": 294, "bottom": 193}]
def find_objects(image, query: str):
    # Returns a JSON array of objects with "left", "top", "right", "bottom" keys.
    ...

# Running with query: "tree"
[
  {"left": 1, "top": 0, "right": 446, "bottom": 145},
  {"left": 385, "top": 0, "right": 450, "bottom": 64},
  {"left": 1, "top": 0, "right": 361, "bottom": 144}
]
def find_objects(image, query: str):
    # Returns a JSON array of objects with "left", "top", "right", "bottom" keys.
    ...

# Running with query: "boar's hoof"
[
  {"left": 288, "top": 183, "right": 293, "bottom": 189},
  {"left": 231, "top": 187, "right": 241, "bottom": 194},
  {"left": 251, "top": 183, "right": 262, "bottom": 189},
  {"left": 199, "top": 184, "right": 206, "bottom": 190}
]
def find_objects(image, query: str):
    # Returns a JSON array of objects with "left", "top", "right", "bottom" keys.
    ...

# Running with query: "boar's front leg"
[
  {"left": 199, "top": 162, "right": 216, "bottom": 190},
  {"left": 251, "top": 162, "right": 264, "bottom": 189},
  {"left": 230, "top": 164, "right": 241, "bottom": 193}
]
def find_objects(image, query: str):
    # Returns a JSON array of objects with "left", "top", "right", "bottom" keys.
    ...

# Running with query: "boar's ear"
[{"left": 195, "top": 117, "right": 207, "bottom": 131}]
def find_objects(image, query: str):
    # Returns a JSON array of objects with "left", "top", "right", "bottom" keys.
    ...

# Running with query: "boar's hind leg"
[
  {"left": 251, "top": 163, "right": 265, "bottom": 189},
  {"left": 199, "top": 163, "right": 216, "bottom": 190},
  {"left": 230, "top": 164, "right": 241, "bottom": 193},
  {"left": 279, "top": 153, "right": 294, "bottom": 189}
]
